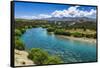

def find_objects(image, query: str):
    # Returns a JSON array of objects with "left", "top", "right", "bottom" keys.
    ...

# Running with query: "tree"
[
  {"left": 72, "top": 32, "right": 82, "bottom": 37},
  {"left": 82, "top": 26, "right": 86, "bottom": 31},
  {"left": 43, "top": 56, "right": 63, "bottom": 64},
  {"left": 28, "top": 48, "right": 49, "bottom": 65},
  {"left": 47, "top": 27, "right": 55, "bottom": 32},
  {"left": 15, "top": 29, "right": 22, "bottom": 36},
  {"left": 28, "top": 48, "right": 63, "bottom": 65},
  {"left": 15, "top": 39, "right": 25, "bottom": 50},
  {"left": 20, "top": 28, "right": 26, "bottom": 34}
]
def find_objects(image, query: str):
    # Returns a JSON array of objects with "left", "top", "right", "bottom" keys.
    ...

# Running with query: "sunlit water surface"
[{"left": 21, "top": 27, "right": 97, "bottom": 63}]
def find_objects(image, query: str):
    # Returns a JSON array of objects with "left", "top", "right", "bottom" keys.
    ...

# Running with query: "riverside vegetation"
[
  {"left": 16, "top": 19, "right": 96, "bottom": 39},
  {"left": 14, "top": 19, "right": 96, "bottom": 65}
]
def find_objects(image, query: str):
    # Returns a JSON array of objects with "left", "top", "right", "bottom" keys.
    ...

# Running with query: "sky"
[{"left": 14, "top": 1, "right": 97, "bottom": 19}]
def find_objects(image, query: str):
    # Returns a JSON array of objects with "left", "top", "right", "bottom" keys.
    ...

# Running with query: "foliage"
[
  {"left": 15, "top": 19, "right": 96, "bottom": 39},
  {"left": 93, "top": 33, "right": 97, "bottom": 39},
  {"left": 54, "top": 29, "right": 71, "bottom": 36},
  {"left": 54, "top": 29, "right": 65, "bottom": 35},
  {"left": 15, "top": 36, "right": 20, "bottom": 40},
  {"left": 20, "top": 28, "right": 26, "bottom": 34},
  {"left": 28, "top": 48, "right": 62, "bottom": 65},
  {"left": 28, "top": 48, "right": 49, "bottom": 64},
  {"left": 64, "top": 32, "right": 71, "bottom": 36},
  {"left": 15, "top": 39, "right": 25, "bottom": 50},
  {"left": 43, "top": 56, "right": 63, "bottom": 64},
  {"left": 71, "top": 32, "right": 83, "bottom": 37},
  {"left": 15, "top": 29, "right": 22, "bottom": 36},
  {"left": 47, "top": 27, "right": 55, "bottom": 32},
  {"left": 85, "top": 34, "right": 95, "bottom": 38}
]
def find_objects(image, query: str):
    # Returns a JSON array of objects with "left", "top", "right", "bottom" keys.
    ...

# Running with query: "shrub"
[
  {"left": 85, "top": 34, "right": 92, "bottom": 38},
  {"left": 29, "top": 25, "right": 33, "bottom": 28},
  {"left": 32, "top": 25, "right": 38, "bottom": 28},
  {"left": 15, "top": 29, "right": 22, "bottom": 36},
  {"left": 20, "top": 28, "right": 26, "bottom": 34},
  {"left": 54, "top": 29, "right": 65, "bottom": 35},
  {"left": 28, "top": 48, "right": 63, "bottom": 65},
  {"left": 43, "top": 56, "right": 63, "bottom": 64},
  {"left": 15, "top": 36, "right": 20, "bottom": 40},
  {"left": 47, "top": 27, "right": 55, "bottom": 32},
  {"left": 65, "top": 32, "right": 71, "bottom": 36},
  {"left": 72, "top": 32, "right": 83, "bottom": 37},
  {"left": 85, "top": 34, "right": 96, "bottom": 38},
  {"left": 25, "top": 26, "right": 29, "bottom": 29},
  {"left": 28, "top": 48, "right": 49, "bottom": 65},
  {"left": 54, "top": 29, "right": 71, "bottom": 36},
  {"left": 41, "top": 25, "right": 50, "bottom": 28},
  {"left": 15, "top": 39, "right": 25, "bottom": 50},
  {"left": 93, "top": 33, "right": 97, "bottom": 39}
]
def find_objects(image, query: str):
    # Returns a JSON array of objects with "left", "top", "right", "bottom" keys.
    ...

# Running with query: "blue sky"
[{"left": 14, "top": 2, "right": 97, "bottom": 19}]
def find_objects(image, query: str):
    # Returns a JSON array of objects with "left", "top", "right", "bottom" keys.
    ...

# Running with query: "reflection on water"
[{"left": 21, "top": 27, "right": 96, "bottom": 63}]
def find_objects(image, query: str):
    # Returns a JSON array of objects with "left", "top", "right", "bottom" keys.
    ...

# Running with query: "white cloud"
[
  {"left": 38, "top": 14, "right": 51, "bottom": 19},
  {"left": 17, "top": 16, "right": 37, "bottom": 19},
  {"left": 17, "top": 14, "right": 52, "bottom": 19},
  {"left": 83, "top": 9, "right": 96, "bottom": 18},
  {"left": 51, "top": 6, "right": 96, "bottom": 18},
  {"left": 51, "top": 10, "right": 69, "bottom": 17},
  {"left": 51, "top": 6, "right": 80, "bottom": 17}
]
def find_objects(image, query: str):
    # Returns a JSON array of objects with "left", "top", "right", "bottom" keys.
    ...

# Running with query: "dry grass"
[{"left": 65, "top": 29, "right": 96, "bottom": 34}]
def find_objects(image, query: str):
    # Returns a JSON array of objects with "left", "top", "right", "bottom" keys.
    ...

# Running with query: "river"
[{"left": 21, "top": 27, "right": 97, "bottom": 63}]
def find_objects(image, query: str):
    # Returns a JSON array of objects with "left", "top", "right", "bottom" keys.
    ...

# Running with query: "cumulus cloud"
[
  {"left": 38, "top": 14, "right": 52, "bottom": 19},
  {"left": 51, "top": 6, "right": 80, "bottom": 17},
  {"left": 17, "top": 14, "right": 51, "bottom": 19},
  {"left": 17, "top": 16, "right": 37, "bottom": 19},
  {"left": 17, "top": 6, "right": 96, "bottom": 19},
  {"left": 51, "top": 6, "right": 96, "bottom": 18},
  {"left": 51, "top": 10, "right": 69, "bottom": 17}
]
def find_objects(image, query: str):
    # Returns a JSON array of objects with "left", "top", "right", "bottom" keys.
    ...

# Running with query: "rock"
[{"left": 15, "top": 49, "right": 35, "bottom": 66}]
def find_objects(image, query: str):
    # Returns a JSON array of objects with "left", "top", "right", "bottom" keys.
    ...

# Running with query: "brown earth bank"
[
  {"left": 57, "top": 35, "right": 96, "bottom": 44},
  {"left": 15, "top": 49, "right": 35, "bottom": 66}
]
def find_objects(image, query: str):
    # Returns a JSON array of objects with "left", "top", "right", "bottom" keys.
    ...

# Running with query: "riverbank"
[
  {"left": 15, "top": 49, "right": 35, "bottom": 66},
  {"left": 57, "top": 35, "right": 96, "bottom": 44}
]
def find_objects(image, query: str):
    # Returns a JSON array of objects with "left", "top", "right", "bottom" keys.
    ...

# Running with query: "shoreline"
[
  {"left": 15, "top": 49, "right": 35, "bottom": 66},
  {"left": 56, "top": 35, "right": 96, "bottom": 44}
]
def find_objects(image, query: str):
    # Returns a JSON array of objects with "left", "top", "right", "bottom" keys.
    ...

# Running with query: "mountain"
[{"left": 34, "top": 17, "right": 96, "bottom": 22}]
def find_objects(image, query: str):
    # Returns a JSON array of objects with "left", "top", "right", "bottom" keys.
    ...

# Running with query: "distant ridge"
[{"left": 33, "top": 17, "right": 96, "bottom": 22}]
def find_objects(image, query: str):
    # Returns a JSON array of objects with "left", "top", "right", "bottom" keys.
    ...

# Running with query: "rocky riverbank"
[{"left": 15, "top": 49, "right": 35, "bottom": 66}]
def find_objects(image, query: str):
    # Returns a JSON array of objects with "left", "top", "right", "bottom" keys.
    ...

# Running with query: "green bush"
[
  {"left": 41, "top": 25, "right": 50, "bottom": 28},
  {"left": 20, "top": 28, "right": 26, "bottom": 34},
  {"left": 93, "top": 33, "right": 97, "bottom": 39},
  {"left": 85, "top": 34, "right": 96, "bottom": 38},
  {"left": 25, "top": 26, "right": 29, "bottom": 29},
  {"left": 43, "top": 56, "right": 63, "bottom": 64},
  {"left": 47, "top": 27, "right": 55, "bottom": 32},
  {"left": 29, "top": 25, "right": 33, "bottom": 28},
  {"left": 28, "top": 48, "right": 49, "bottom": 64},
  {"left": 32, "top": 25, "right": 38, "bottom": 28},
  {"left": 72, "top": 32, "right": 83, "bottom": 37},
  {"left": 15, "top": 36, "right": 20, "bottom": 40},
  {"left": 15, "top": 39, "right": 25, "bottom": 50},
  {"left": 54, "top": 29, "right": 71, "bottom": 36},
  {"left": 15, "top": 29, "right": 22, "bottom": 36},
  {"left": 65, "top": 32, "right": 71, "bottom": 36},
  {"left": 28, "top": 48, "right": 63, "bottom": 65},
  {"left": 54, "top": 29, "right": 65, "bottom": 35}
]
